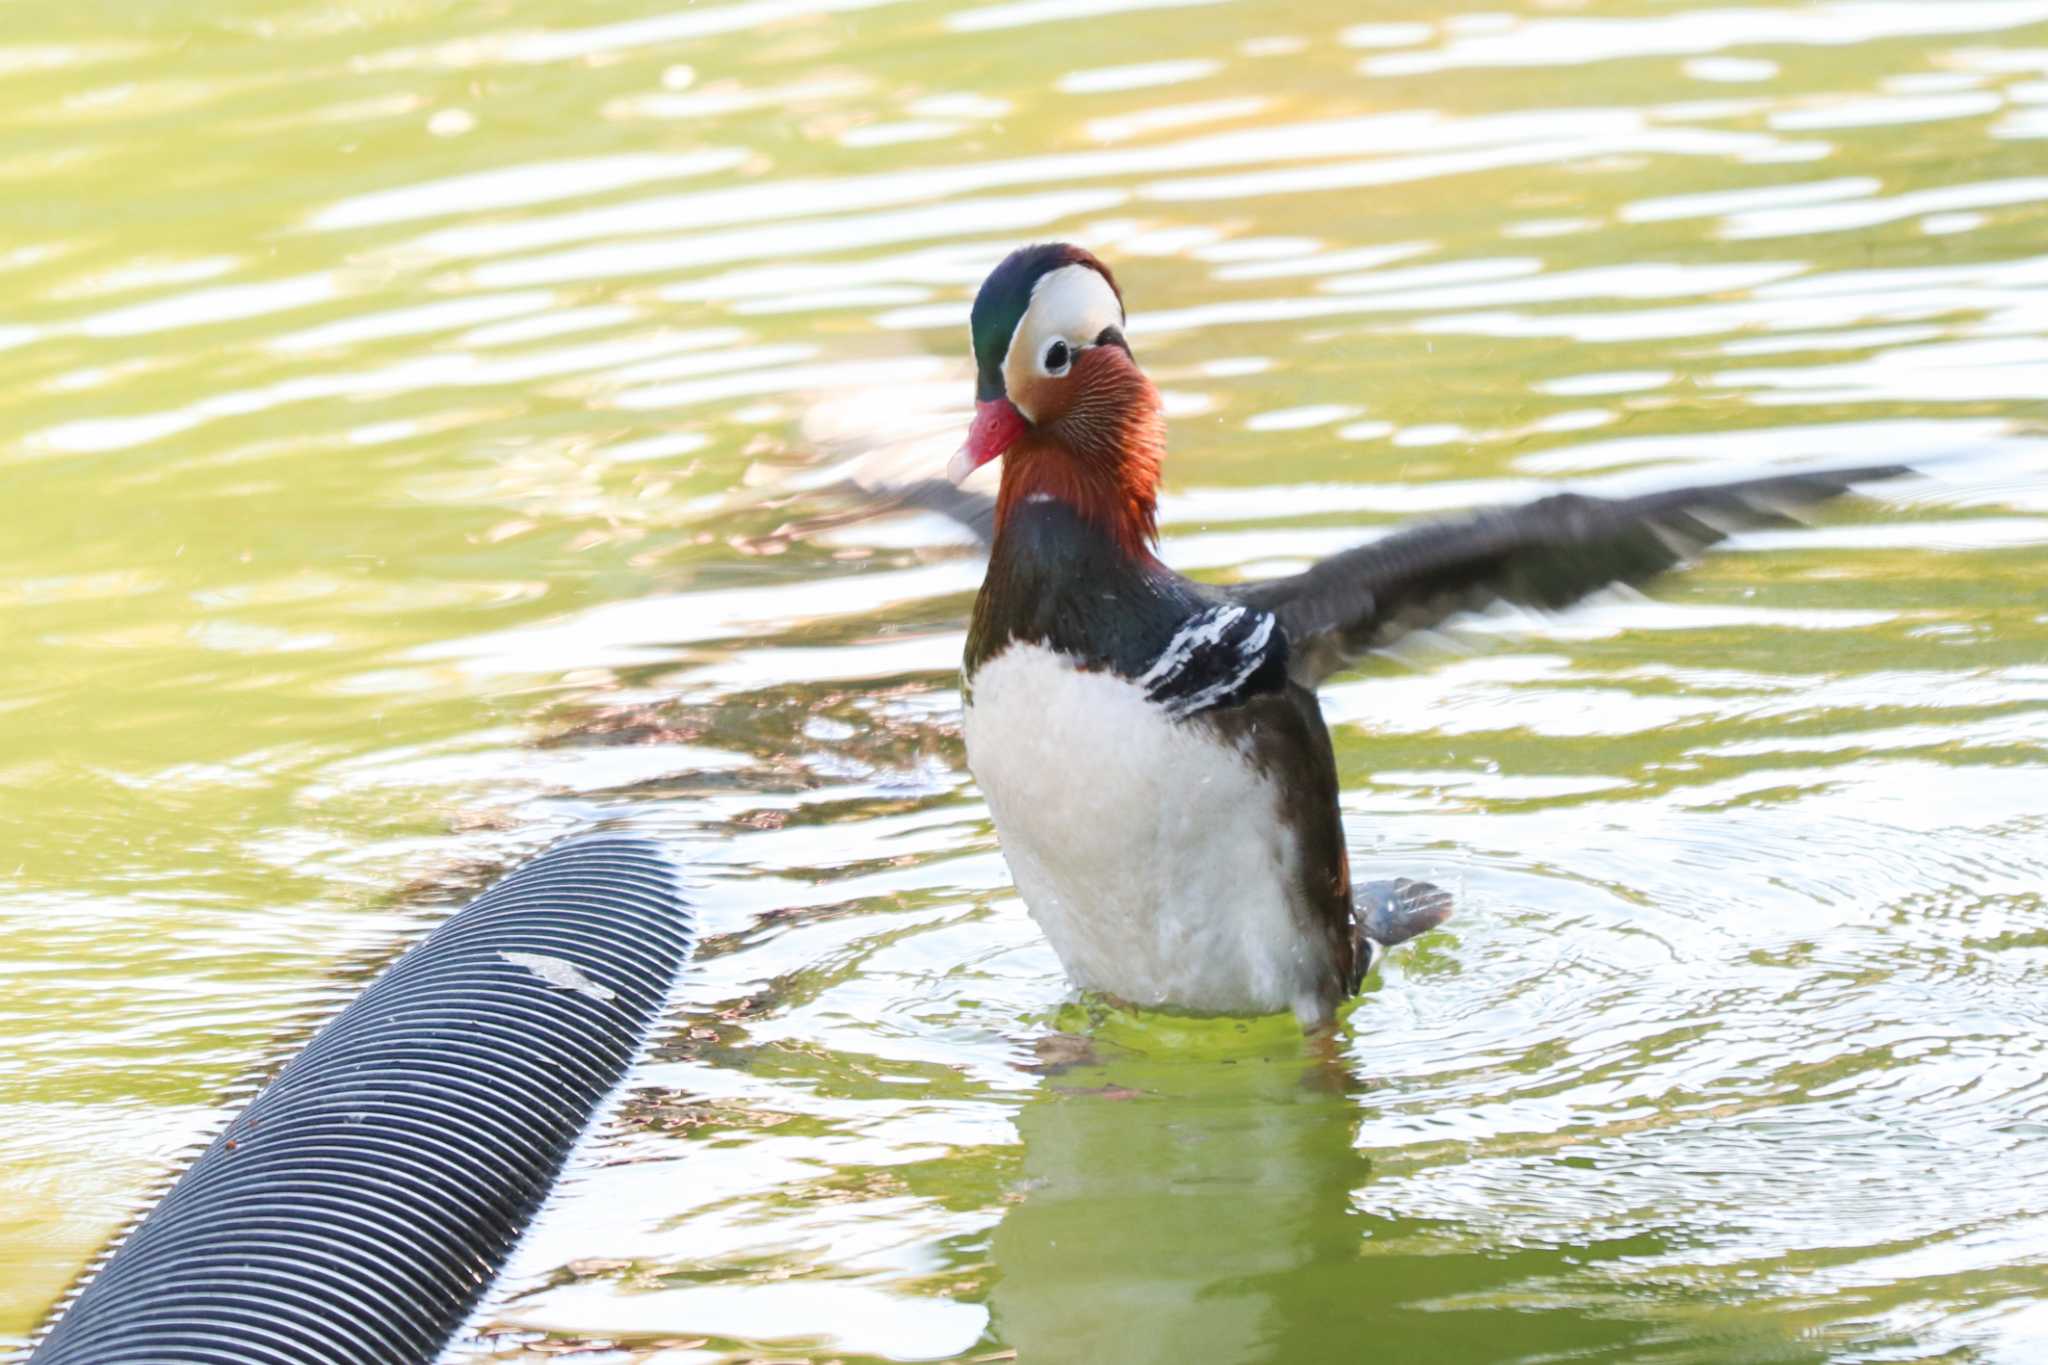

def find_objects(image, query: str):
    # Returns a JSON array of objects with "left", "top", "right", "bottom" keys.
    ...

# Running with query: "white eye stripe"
[
  {"left": 1003, "top": 264, "right": 1123, "bottom": 415},
  {"left": 1025, "top": 264, "right": 1123, "bottom": 340}
]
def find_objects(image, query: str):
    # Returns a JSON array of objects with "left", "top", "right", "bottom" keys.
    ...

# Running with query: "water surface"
[{"left": 2, "top": 0, "right": 2046, "bottom": 1360}]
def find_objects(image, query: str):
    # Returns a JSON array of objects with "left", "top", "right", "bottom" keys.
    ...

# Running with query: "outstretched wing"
[{"left": 1230, "top": 465, "right": 1908, "bottom": 688}]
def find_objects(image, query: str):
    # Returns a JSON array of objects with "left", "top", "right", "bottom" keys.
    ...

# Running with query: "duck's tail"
[{"left": 1354, "top": 877, "right": 1455, "bottom": 979}]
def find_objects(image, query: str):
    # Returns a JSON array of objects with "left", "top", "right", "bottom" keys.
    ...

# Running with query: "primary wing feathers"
[{"left": 1233, "top": 465, "right": 1908, "bottom": 688}]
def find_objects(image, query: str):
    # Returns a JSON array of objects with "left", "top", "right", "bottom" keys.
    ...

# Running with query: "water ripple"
[{"left": 4, "top": 1, "right": 2047, "bottom": 1360}]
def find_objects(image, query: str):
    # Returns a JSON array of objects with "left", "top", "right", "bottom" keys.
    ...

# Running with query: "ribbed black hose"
[{"left": 31, "top": 835, "right": 695, "bottom": 1365}]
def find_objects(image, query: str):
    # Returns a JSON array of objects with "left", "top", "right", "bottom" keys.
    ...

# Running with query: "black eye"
[{"left": 1042, "top": 339, "right": 1071, "bottom": 374}]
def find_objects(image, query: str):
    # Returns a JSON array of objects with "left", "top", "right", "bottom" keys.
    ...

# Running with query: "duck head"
[{"left": 952, "top": 243, "right": 1166, "bottom": 555}]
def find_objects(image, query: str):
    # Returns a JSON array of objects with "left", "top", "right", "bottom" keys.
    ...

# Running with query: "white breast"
[{"left": 963, "top": 642, "right": 1330, "bottom": 1021}]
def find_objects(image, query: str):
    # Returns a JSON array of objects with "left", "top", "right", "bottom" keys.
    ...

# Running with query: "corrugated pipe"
[{"left": 31, "top": 834, "right": 695, "bottom": 1365}]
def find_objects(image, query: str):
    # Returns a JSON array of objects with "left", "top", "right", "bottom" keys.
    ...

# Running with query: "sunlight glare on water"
[{"left": 0, "top": 0, "right": 2045, "bottom": 1361}]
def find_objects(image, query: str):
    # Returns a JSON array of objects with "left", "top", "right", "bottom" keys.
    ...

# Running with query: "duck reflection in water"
[{"left": 988, "top": 1018, "right": 1665, "bottom": 1365}]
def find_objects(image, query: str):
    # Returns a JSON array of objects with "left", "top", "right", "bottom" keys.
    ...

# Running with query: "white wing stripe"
[
  {"left": 1141, "top": 606, "right": 1280, "bottom": 718},
  {"left": 1159, "top": 650, "right": 1272, "bottom": 718},
  {"left": 1136, "top": 605, "right": 1245, "bottom": 688}
]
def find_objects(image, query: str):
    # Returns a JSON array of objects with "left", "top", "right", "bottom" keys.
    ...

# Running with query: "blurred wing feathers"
[{"left": 1232, "top": 465, "right": 1907, "bottom": 687}]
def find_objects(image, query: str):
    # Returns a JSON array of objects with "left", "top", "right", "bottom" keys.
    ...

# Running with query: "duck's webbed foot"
[{"left": 1354, "top": 877, "right": 1455, "bottom": 976}]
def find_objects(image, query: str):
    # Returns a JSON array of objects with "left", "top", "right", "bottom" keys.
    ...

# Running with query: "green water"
[{"left": 3, "top": 0, "right": 2046, "bottom": 1359}]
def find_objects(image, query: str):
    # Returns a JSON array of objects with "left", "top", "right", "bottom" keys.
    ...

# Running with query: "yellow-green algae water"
[{"left": 3, "top": 0, "right": 2047, "bottom": 1359}]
